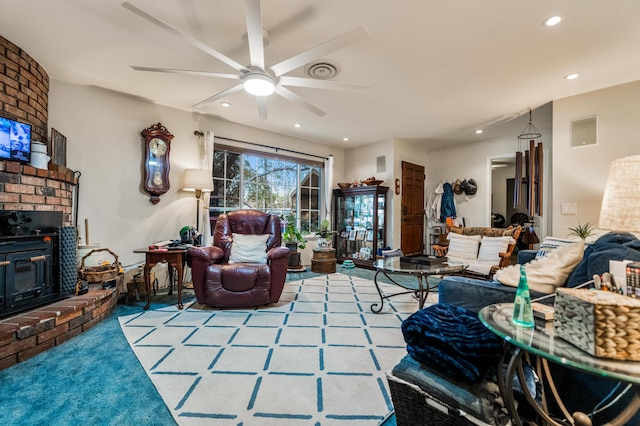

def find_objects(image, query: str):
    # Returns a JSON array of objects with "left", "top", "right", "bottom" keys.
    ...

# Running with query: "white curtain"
[
  {"left": 323, "top": 155, "right": 334, "bottom": 220},
  {"left": 200, "top": 131, "right": 215, "bottom": 246}
]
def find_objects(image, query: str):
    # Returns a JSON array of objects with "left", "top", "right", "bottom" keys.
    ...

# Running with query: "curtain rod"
[{"left": 194, "top": 132, "right": 329, "bottom": 161}]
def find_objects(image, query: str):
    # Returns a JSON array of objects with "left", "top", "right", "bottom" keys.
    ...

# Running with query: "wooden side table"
[
  {"left": 311, "top": 247, "right": 336, "bottom": 273},
  {"left": 133, "top": 247, "right": 187, "bottom": 310}
]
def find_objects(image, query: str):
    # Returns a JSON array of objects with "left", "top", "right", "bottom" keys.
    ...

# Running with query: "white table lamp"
[{"left": 598, "top": 155, "right": 640, "bottom": 233}]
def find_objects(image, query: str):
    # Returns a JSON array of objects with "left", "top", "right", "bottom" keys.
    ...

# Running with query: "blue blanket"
[
  {"left": 401, "top": 304, "right": 503, "bottom": 383},
  {"left": 567, "top": 232, "right": 640, "bottom": 287}
]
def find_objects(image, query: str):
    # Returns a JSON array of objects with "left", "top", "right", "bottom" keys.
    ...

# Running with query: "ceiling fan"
[{"left": 122, "top": 0, "right": 370, "bottom": 119}]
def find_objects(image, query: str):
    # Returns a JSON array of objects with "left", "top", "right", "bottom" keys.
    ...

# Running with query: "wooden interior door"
[{"left": 400, "top": 161, "right": 425, "bottom": 256}]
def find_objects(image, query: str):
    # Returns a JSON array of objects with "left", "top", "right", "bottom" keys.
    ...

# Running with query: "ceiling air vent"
[{"left": 304, "top": 60, "right": 341, "bottom": 79}]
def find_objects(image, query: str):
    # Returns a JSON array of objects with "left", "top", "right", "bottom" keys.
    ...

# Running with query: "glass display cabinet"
[{"left": 333, "top": 185, "right": 388, "bottom": 268}]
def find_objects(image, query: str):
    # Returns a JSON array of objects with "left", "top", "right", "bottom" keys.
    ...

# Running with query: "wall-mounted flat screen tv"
[{"left": 0, "top": 116, "right": 31, "bottom": 163}]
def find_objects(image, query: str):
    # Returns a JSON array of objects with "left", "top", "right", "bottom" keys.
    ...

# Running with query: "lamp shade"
[
  {"left": 598, "top": 155, "right": 640, "bottom": 232},
  {"left": 183, "top": 169, "right": 213, "bottom": 193}
]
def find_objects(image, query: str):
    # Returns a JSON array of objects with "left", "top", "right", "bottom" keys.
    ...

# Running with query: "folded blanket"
[
  {"left": 401, "top": 304, "right": 503, "bottom": 382},
  {"left": 567, "top": 232, "right": 640, "bottom": 287}
]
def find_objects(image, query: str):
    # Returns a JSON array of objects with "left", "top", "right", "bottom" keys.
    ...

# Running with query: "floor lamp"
[{"left": 183, "top": 169, "right": 213, "bottom": 234}]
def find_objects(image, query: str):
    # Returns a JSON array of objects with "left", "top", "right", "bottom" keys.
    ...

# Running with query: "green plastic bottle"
[{"left": 512, "top": 265, "right": 535, "bottom": 328}]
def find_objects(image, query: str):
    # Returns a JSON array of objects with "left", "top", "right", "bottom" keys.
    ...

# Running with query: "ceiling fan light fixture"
[{"left": 243, "top": 73, "right": 275, "bottom": 96}]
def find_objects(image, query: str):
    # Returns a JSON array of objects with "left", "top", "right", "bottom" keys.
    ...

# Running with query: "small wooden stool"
[{"left": 311, "top": 248, "right": 336, "bottom": 274}]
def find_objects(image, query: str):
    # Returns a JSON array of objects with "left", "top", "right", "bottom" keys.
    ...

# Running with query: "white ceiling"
[{"left": 2, "top": 0, "right": 640, "bottom": 149}]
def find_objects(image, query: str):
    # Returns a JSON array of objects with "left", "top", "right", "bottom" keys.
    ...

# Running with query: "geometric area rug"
[{"left": 119, "top": 272, "right": 429, "bottom": 425}]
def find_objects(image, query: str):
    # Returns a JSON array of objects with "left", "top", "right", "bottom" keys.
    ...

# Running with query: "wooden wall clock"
[{"left": 141, "top": 122, "right": 173, "bottom": 204}]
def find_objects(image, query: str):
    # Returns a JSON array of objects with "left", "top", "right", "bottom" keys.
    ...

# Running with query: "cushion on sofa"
[
  {"left": 449, "top": 226, "right": 518, "bottom": 238},
  {"left": 494, "top": 240, "right": 584, "bottom": 293},
  {"left": 477, "top": 236, "right": 514, "bottom": 264},
  {"left": 446, "top": 232, "right": 481, "bottom": 263},
  {"left": 535, "top": 237, "right": 576, "bottom": 259}
]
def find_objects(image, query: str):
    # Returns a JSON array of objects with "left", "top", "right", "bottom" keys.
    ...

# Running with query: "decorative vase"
[
  {"left": 512, "top": 265, "right": 534, "bottom": 328},
  {"left": 285, "top": 242, "right": 299, "bottom": 252},
  {"left": 317, "top": 237, "right": 330, "bottom": 248}
]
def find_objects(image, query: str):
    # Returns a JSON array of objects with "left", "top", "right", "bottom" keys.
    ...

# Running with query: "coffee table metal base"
[{"left": 371, "top": 270, "right": 435, "bottom": 313}]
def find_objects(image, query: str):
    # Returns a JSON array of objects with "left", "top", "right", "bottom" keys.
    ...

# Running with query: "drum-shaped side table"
[{"left": 311, "top": 248, "right": 336, "bottom": 273}]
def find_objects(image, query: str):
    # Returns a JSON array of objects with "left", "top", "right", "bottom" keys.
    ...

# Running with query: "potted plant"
[
  {"left": 281, "top": 212, "right": 307, "bottom": 251},
  {"left": 316, "top": 219, "right": 338, "bottom": 248},
  {"left": 568, "top": 222, "right": 596, "bottom": 240}
]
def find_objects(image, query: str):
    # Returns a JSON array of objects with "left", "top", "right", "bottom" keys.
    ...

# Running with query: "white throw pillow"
[
  {"left": 446, "top": 233, "right": 481, "bottom": 263},
  {"left": 494, "top": 240, "right": 585, "bottom": 294},
  {"left": 477, "top": 236, "right": 514, "bottom": 265},
  {"left": 535, "top": 237, "right": 576, "bottom": 259},
  {"left": 228, "top": 233, "right": 270, "bottom": 264}
]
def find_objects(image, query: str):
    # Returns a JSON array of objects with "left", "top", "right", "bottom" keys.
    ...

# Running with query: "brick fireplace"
[{"left": 0, "top": 35, "right": 119, "bottom": 370}]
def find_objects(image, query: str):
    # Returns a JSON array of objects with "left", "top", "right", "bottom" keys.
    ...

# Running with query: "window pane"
[
  {"left": 212, "top": 147, "right": 322, "bottom": 229},
  {"left": 226, "top": 152, "right": 241, "bottom": 180},
  {"left": 227, "top": 176, "right": 240, "bottom": 208},
  {"left": 213, "top": 151, "right": 225, "bottom": 178}
]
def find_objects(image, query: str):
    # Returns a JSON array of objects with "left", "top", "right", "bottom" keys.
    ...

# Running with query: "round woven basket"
[{"left": 79, "top": 248, "right": 120, "bottom": 283}]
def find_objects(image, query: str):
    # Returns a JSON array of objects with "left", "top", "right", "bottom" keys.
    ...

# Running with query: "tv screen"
[{"left": 0, "top": 116, "right": 31, "bottom": 163}]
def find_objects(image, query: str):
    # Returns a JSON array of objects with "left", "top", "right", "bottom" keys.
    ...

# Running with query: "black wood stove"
[{"left": 0, "top": 211, "right": 75, "bottom": 318}]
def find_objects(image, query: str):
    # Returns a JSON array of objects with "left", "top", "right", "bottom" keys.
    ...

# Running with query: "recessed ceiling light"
[
  {"left": 543, "top": 15, "right": 562, "bottom": 27},
  {"left": 565, "top": 73, "right": 579, "bottom": 80},
  {"left": 294, "top": 123, "right": 301, "bottom": 128},
  {"left": 343, "top": 137, "right": 349, "bottom": 142},
  {"left": 221, "top": 102, "right": 230, "bottom": 107},
  {"left": 475, "top": 130, "right": 483, "bottom": 134}
]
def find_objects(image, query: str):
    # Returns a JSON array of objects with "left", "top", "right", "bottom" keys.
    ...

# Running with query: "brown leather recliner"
[{"left": 187, "top": 210, "right": 291, "bottom": 308}]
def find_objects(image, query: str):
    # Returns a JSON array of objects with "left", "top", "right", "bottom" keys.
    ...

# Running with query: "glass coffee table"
[
  {"left": 479, "top": 303, "right": 640, "bottom": 426},
  {"left": 371, "top": 257, "right": 467, "bottom": 313}
]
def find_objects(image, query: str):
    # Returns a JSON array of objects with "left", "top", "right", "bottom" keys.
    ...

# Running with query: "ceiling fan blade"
[
  {"left": 224, "top": 5, "right": 317, "bottom": 60},
  {"left": 192, "top": 83, "right": 244, "bottom": 108},
  {"left": 267, "top": 6, "right": 317, "bottom": 40},
  {"left": 274, "top": 86, "right": 326, "bottom": 117},
  {"left": 257, "top": 96, "right": 268, "bottom": 120},
  {"left": 244, "top": 0, "right": 265, "bottom": 70},
  {"left": 131, "top": 66, "right": 240, "bottom": 80},
  {"left": 270, "top": 26, "right": 369, "bottom": 77},
  {"left": 122, "top": 2, "right": 247, "bottom": 73},
  {"left": 279, "top": 76, "right": 370, "bottom": 93}
]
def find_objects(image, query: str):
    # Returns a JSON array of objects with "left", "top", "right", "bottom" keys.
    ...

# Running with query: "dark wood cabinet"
[{"left": 333, "top": 186, "right": 388, "bottom": 268}]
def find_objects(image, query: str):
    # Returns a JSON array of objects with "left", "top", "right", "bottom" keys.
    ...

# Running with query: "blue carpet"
[{"left": 0, "top": 268, "right": 425, "bottom": 425}]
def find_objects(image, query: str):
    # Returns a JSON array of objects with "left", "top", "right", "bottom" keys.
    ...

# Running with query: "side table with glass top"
[
  {"left": 371, "top": 257, "right": 467, "bottom": 313},
  {"left": 479, "top": 303, "right": 640, "bottom": 426}
]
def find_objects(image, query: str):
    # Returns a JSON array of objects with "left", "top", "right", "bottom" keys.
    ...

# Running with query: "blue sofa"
[{"left": 435, "top": 232, "right": 640, "bottom": 424}]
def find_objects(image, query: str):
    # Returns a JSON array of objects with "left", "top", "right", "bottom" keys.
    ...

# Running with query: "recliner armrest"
[
  {"left": 267, "top": 246, "right": 291, "bottom": 261},
  {"left": 187, "top": 246, "right": 225, "bottom": 264}
]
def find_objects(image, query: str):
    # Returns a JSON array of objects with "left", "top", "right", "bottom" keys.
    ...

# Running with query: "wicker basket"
[
  {"left": 79, "top": 248, "right": 120, "bottom": 283},
  {"left": 553, "top": 288, "right": 640, "bottom": 360}
]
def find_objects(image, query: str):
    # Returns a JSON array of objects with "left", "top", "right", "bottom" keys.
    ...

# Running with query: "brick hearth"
[{"left": 0, "top": 288, "right": 118, "bottom": 370}]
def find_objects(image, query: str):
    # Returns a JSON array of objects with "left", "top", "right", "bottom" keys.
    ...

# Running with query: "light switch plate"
[{"left": 561, "top": 202, "right": 577, "bottom": 215}]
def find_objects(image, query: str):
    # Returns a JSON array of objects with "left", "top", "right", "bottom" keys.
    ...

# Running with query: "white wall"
[
  {"left": 551, "top": 80, "right": 640, "bottom": 235},
  {"left": 344, "top": 139, "right": 395, "bottom": 247},
  {"left": 49, "top": 81, "right": 344, "bottom": 266}
]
